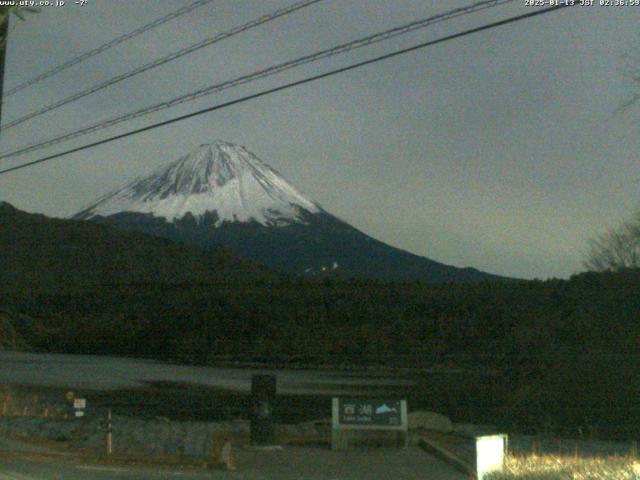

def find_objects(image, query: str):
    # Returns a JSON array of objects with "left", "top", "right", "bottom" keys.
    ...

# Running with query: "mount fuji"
[{"left": 74, "top": 141, "right": 505, "bottom": 283}]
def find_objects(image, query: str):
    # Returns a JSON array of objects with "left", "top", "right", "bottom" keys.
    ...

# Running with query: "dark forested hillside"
[
  {"left": 3, "top": 270, "right": 639, "bottom": 439},
  {"left": 87, "top": 210, "right": 508, "bottom": 283},
  {"left": 0, "top": 201, "right": 271, "bottom": 292},
  {"left": 2, "top": 202, "right": 639, "bottom": 439}
]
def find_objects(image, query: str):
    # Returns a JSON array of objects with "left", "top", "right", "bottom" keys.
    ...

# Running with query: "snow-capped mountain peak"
[{"left": 74, "top": 141, "right": 321, "bottom": 226}]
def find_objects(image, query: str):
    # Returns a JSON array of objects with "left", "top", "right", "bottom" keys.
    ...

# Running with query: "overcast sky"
[{"left": 0, "top": 0, "right": 638, "bottom": 279}]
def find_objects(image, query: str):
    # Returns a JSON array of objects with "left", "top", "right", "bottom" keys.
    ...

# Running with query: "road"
[
  {"left": 0, "top": 453, "right": 468, "bottom": 480},
  {"left": 0, "top": 460, "right": 218, "bottom": 480},
  {"left": 0, "top": 436, "right": 468, "bottom": 480},
  {"left": 0, "top": 435, "right": 215, "bottom": 479},
  {"left": 0, "top": 351, "right": 413, "bottom": 395}
]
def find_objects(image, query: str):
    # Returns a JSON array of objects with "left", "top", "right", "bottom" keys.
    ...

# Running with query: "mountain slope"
[
  {"left": 74, "top": 141, "right": 507, "bottom": 283},
  {"left": 0, "top": 202, "right": 269, "bottom": 293}
]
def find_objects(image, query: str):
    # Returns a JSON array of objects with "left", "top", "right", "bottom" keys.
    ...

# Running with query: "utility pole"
[
  {"left": 0, "top": 10, "right": 9, "bottom": 130},
  {"left": 0, "top": 6, "right": 39, "bottom": 132}
]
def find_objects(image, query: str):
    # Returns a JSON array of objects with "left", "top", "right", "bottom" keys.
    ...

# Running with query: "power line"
[
  {"left": 3, "top": 0, "right": 215, "bottom": 99},
  {"left": 0, "top": 0, "right": 324, "bottom": 131},
  {"left": 0, "top": 3, "right": 574, "bottom": 177},
  {"left": 0, "top": 0, "right": 514, "bottom": 157}
]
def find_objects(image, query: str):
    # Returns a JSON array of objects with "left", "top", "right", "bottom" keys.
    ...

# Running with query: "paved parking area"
[{"left": 0, "top": 436, "right": 466, "bottom": 480}]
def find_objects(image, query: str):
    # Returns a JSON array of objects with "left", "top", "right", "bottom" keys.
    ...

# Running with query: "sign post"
[
  {"left": 250, "top": 374, "right": 277, "bottom": 446},
  {"left": 73, "top": 398, "right": 86, "bottom": 418},
  {"left": 332, "top": 398, "right": 408, "bottom": 450}
]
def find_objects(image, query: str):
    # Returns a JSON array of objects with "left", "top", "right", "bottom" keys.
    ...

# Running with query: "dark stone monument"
[{"left": 250, "top": 374, "right": 276, "bottom": 446}]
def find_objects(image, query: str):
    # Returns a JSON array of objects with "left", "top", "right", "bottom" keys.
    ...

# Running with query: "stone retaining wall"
[{"left": 0, "top": 416, "right": 319, "bottom": 457}]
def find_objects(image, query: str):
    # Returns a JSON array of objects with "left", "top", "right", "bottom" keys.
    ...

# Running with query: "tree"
[
  {"left": 0, "top": 6, "right": 39, "bottom": 47},
  {"left": 620, "top": 50, "right": 640, "bottom": 112},
  {"left": 0, "top": 6, "right": 38, "bottom": 126},
  {"left": 584, "top": 210, "right": 640, "bottom": 271}
]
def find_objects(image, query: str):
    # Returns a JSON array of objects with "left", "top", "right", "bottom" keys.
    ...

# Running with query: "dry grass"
[{"left": 487, "top": 453, "right": 640, "bottom": 480}]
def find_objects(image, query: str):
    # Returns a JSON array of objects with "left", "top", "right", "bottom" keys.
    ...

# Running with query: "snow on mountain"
[
  {"left": 73, "top": 140, "right": 509, "bottom": 283},
  {"left": 74, "top": 141, "right": 321, "bottom": 226}
]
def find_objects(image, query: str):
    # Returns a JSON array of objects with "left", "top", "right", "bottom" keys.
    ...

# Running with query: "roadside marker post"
[
  {"left": 99, "top": 408, "right": 113, "bottom": 455},
  {"left": 97, "top": 408, "right": 114, "bottom": 454},
  {"left": 107, "top": 408, "right": 113, "bottom": 455}
]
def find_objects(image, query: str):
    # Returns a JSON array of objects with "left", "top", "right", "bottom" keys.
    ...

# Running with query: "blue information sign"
[{"left": 337, "top": 399, "right": 403, "bottom": 426}]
